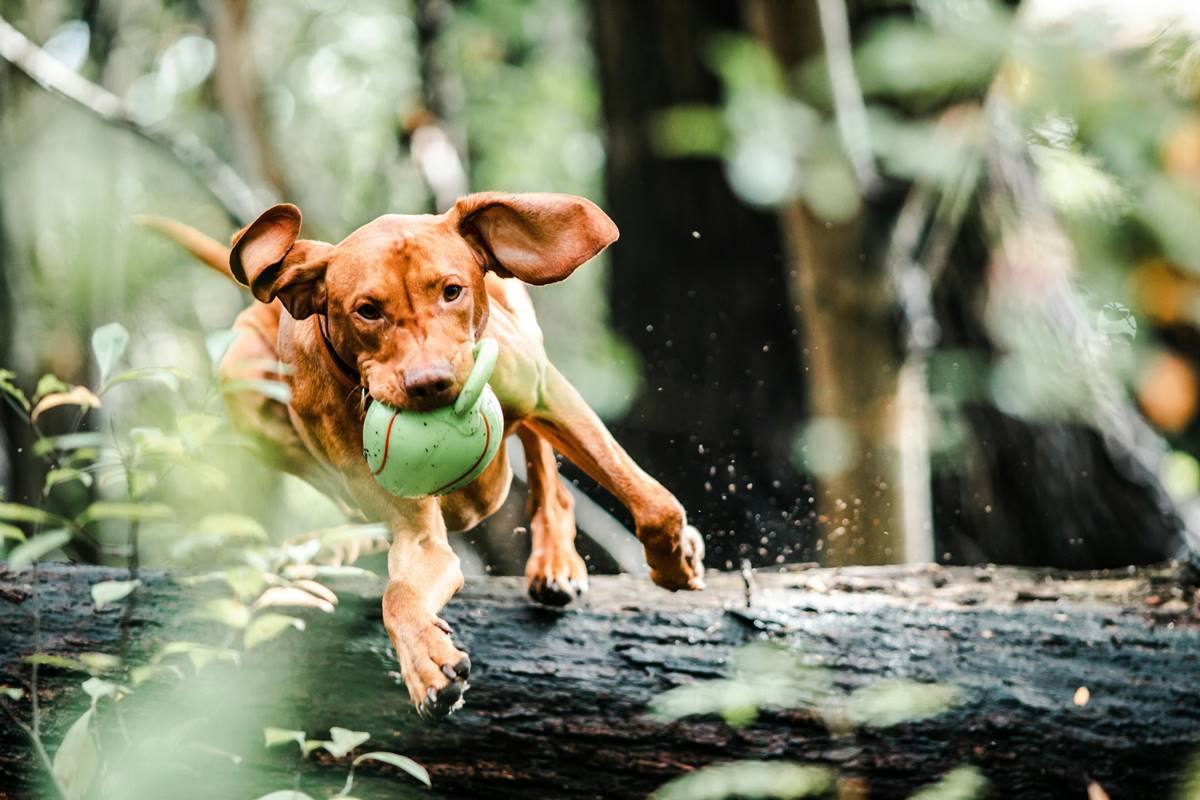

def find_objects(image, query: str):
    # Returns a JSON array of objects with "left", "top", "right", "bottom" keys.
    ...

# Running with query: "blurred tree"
[
  {"left": 739, "top": 0, "right": 1191, "bottom": 568},
  {"left": 210, "top": 0, "right": 290, "bottom": 199},
  {"left": 745, "top": 0, "right": 920, "bottom": 566},
  {"left": 589, "top": 0, "right": 816, "bottom": 571},
  {"left": 591, "top": 0, "right": 1196, "bottom": 569}
]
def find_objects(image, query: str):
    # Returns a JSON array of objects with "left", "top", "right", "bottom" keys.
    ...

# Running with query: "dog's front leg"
[
  {"left": 526, "top": 364, "right": 705, "bottom": 592},
  {"left": 379, "top": 497, "right": 471, "bottom": 717}
]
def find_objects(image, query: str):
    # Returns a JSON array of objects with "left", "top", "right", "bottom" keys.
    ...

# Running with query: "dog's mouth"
[{"left": 364, "top": 385, "right": 461, "bottom": 414}]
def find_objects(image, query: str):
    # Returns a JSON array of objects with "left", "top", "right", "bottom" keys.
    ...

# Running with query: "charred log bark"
[{"left": 1, "top": 563, "right": 1198, "bottom": 799}]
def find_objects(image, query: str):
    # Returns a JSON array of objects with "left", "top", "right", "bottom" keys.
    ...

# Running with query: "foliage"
[
  {"left": 0, "top": 322, "right": 424, "bottom": 798},
  {"left": 650, "top": 642, "right": 977, "bottom": 800}
]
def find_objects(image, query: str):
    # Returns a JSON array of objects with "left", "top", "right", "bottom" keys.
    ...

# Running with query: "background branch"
[{"left": 0, "top": 15, "right": 265, "bottom": 226}]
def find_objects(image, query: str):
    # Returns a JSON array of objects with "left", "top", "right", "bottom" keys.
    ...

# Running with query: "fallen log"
[{"left": 1, "top": 562, "right": 1198, "bottom": 799}]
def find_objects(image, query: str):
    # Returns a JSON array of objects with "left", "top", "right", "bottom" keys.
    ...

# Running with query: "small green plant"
[
  {"left": 648, "top": 642, "right": 983, "bottom": 800},
  {"left": 0, "top": 322, "right": 425, "bottom": 799},
  {"left": 261, "top": 726, "right": 430, "bottom": 798}
]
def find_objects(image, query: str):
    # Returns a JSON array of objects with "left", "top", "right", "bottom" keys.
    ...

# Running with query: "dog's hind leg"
[
  {"left": 516, "top": 425, "right": 588, "bottom": 606},
  {"left": 219, "top": 307, "right": 338, "bottom": 489},
  {"left": 220, "top": 305, "right": 377, "bottom": 563}
]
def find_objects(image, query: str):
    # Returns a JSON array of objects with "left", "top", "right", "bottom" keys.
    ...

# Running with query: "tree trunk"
[
  {"left": 745, "top": 0, "right": 920, "bottom": 567},
  {"left": 589, "top": 0, "right": 814, "bottom": 572},
  {"left": 2, "top": 563, "right": 1198, "bottom": 799}
]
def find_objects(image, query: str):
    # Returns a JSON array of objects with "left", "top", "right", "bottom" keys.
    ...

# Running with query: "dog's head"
[{"left": 229, "top": 193, "right": 618, "bottom": 411}]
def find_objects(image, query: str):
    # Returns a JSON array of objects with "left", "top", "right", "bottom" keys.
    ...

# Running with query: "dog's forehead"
[{"left": 336, "top": 214, "right": 466, "bottom": 265}]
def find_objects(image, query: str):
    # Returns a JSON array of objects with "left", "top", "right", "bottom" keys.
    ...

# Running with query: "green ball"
[{"left": 362, "top": 339, "right": 504, "bottom": 498}]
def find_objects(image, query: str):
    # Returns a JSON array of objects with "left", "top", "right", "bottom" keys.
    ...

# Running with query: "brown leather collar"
[{"left": 316, "top": 316, "right": 362, "bottom": 392}]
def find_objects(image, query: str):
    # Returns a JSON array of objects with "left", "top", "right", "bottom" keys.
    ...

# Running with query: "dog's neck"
[{"left": 315, "top": 315, "right": 361, "bottom": 392}]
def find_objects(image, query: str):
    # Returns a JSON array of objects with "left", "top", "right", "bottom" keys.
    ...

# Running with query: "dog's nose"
[{"left": 403, "top": 364, "right": 456, "bottom": 407}]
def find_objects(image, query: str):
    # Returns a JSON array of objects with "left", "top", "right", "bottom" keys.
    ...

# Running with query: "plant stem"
[{"left": 0, "top": 696, "right": 68, "bottom": 799}]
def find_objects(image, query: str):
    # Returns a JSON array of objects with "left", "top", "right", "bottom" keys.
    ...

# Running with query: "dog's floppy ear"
[
  {"left": 451, "top": 192, "right": 619, "bottom": 285},
  {"left": 230, "top": 204, "right": 333, "bottom": 319}
]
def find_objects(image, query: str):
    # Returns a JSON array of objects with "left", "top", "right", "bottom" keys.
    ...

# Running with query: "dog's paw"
[
  {"left": 646, "top": 524, "right": 706, "bottom": 592},
  {"left": 390, "top": 617, "right": 472, "bottom": 719},
  {"left": 526, "top": 547, "right": 589, "bottom": 607}
]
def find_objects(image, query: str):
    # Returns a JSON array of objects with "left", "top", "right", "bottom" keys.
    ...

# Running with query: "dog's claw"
[
  {"left": 417, "top": 654, "right": 471, "bottom": 719},
  {"left": 452, "top": 654, "right": 471, "bottom": 678},
  {"left": 433, "top": 618, "right": 454, "bottom": 636},
  {"left": 420, "top": 681, "right": 466, "bottom": 719},
  {"left": 528, "top": 577, "right": 577, "bottom": 607}
]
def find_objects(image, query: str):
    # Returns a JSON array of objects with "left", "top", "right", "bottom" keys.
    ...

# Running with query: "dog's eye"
[
  {"left": 355, "top": 302, "right": 382, "bottom": 321},
  {"left": 442, "top": 285, "right": 464, "bottom": 302}
]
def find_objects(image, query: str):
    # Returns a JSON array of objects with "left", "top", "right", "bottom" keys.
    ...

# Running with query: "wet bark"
[{"left": 2, "top": 563, "right": 1198, "bottom": 799}]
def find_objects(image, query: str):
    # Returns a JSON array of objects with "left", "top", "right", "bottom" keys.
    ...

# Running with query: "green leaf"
[
  {"left": 51, "top": 707, "right": 98, "bottom": 800},
  {"left": 177, "top": 412, "right": 224, "bottom": 449},
  {"left": 1, "top": 684, "right": 24, "bottom": 700},
  {"left": 130, "top": 662, "right": 184, "bottom": 686},
  {"left": 846, "top": 679, "right": 960, "bottom": 728},
  {"left": 152, "top": 640, "right": 240, "bottom": 672},
  {"left": 318, "top": 523, "right": 389, "bottom": 547},
  {"left": 77, "top": 652, "right": 122, "bottom": 674},
  {"left": 244, "top": 614, "right": 306, "bottom": 650},
  {"left": 302, "top": 740, "right": 329, "bottom": 756},
  {"left": 80, "top": 677, "right": 117, "bottom": 702},
  {"left": 33, "top": 374, "right": 72, "bottom": 403},
  {"left": 192, "top": 598, "right": 251, "bottom": 629},
  {"left": 650, "top": 643, "right": 830, "bottom": 727},
  {"left": 651, "top": 761, "right": 833, "bottom": 799},
  {"left": 91, "top": 579, "right": 141, "bottom": 610},
  {"left": 7, "top": 529, "right": 72, "bottom": 570},
  {"left": 907, "top": 765, "right": 989, "bottom": 800},
  {"left": 219, "top": 378, "right": 292, "bottom": 405},
  {"left": 0, "top": 369, "right": 30, "bottom": 412},
  {"left": 177, "top": 566, "right": 270, "bottom": 601},
  {"left": 651, "top": 105, "right": 728, "bottom": 158},
  {"left": 77, "top": 501, "right": 173, "bottom": 526},
  {"left": 223, "top": 566, "right": 269, "bottom": 600},
  {"left": 854, "top": 16, "right": 1009, "bottom": 105},
  {"left": 172, "top": 514, "right": 269, "bottom": 560},
  {"left": 206, "top": 329, "right": 240, "bottom": 371},
  {"left": 0, "top": 502, "right": 70, "bottom": 527},
  {"left": 32, "top": 432, "right": 110, "bottom": 456},
  {"left": 44, "top": 468, "right": 93, "bottom": 494},
  {"left": 322, "top": 727, "right": 370, "bottom": 758},
  {"left": 103, "top": 366, "right": 189, "bottom": 393},
  {"left": 353, "top": 751, "right": 431, "bottom": 787},
  {"left": 24, "top": 653, "right": 88, "bottom": 672},
  {"left": 0, "top": 523, "right": 26, "bottom": 543},
  {"left": 263, "top": 727, "right": 307, "bottom": 750},
  {"left": 197, "top": 513, "right": 268, "bottom": 540},
  {"left": 91, "top": 323, "right": 130, "bottom": 385}
]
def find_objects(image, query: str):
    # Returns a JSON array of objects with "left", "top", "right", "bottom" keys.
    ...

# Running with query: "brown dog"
[{"left": 147, "top": 193, "right": 705, "bottom": 717}]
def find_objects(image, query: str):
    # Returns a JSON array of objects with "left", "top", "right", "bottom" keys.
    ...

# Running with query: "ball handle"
[{"left": 454, "top": 337, "right": 498, "bottom": 417}]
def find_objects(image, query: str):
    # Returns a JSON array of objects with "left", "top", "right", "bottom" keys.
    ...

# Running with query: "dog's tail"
[{"left": 135, "top": 215, "right": 240, "bottom": 285}]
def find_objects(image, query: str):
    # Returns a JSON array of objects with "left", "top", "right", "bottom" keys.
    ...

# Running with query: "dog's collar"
[{"left": 315, "top": 316, "right": 362, "bottom": 392}]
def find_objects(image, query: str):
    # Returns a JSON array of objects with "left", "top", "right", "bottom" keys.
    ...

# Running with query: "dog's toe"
[
  {"left": 441, "top": 654, "right": 471, "bottom": 681},
  {"left": 528, "top": 576, "right": 582, "bottom": 607},
  {"left": 419, "top": 657, "right": 470, "bottom": 719},
  {"left": 422, "top": 682, "right": 464, "bottom": 717}
]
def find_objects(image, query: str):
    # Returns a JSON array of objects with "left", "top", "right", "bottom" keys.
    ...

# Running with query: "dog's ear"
[
  {"left": 451, "top": 192, "right": 619, "bottom": 285},
  {"left": 231, "top": 204, "right": 333, "bottom": 319}
]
